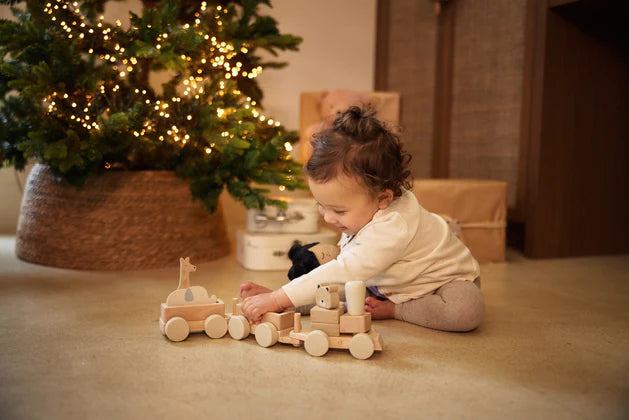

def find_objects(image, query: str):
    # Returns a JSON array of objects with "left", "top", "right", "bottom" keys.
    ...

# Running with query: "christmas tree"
[{"left": 0, "top": 0, "right": 305, "bottom": 212}]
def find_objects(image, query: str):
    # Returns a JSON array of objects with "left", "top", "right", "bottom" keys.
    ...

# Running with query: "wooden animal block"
[
  {"left": 311, "top": 321, "right": 341, "bottom": 337},
  {"left": 261, "top": 310, "right": 296, "bottom": 331},
  {"left": 315, "top": 283, "right": 340, "bottom": 309},
  {"left": 310, "top": 305, "right": 345, "bottom": 324},
  {"left": 167, "top": 286, "right": 216, "bottom": 306},
  {"left": 339, "top": 312, "right": 372, "bottom": 334},
  {"left": 177, "top": 257, "right": 197, "bottom": 289}
]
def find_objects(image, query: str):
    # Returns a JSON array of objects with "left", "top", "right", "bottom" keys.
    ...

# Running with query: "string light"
[{"left": 40, "top": 0, "right": 287, "bottom": 151}]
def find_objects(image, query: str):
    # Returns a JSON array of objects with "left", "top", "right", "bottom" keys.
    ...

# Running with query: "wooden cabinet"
[{"left": 519, "top": 0, "right": 629, "bottom": 257}]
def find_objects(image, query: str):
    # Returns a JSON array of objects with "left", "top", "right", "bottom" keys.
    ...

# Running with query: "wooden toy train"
[{"left": 159, "top": 258, "right": 383, "bottom": 360}]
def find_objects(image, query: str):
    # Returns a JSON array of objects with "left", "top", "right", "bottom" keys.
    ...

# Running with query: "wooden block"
[
  {"left": 315, "top": 284, "right": 340, "bottom": 309},
  {"left": 317, "top": 283, "right": 339, "bottom": 293},
  {"left": 345, "top": 280, "right": 366, "bottom": 315},
  {"left": 232, "top": 298, "right": 240, "bottom": 316},
  {"left": 311, "top": 321, "right": 340, "bottom": 337},
  {"left": 261, "top": 310, "right": 295, "bottom": 331},
  {"left": 310, "top": 305, "right": 345, "bottom": 324},
  {"left": 339, "top": 312, "right": 372, "bottom": 334},
  {"left": 294, "top": 313, "right": 302, "bottom": 333}
]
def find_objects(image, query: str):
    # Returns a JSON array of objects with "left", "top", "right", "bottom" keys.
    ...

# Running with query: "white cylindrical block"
[{"left": 345, "top": 280, "right": 366, "bottom": 315}]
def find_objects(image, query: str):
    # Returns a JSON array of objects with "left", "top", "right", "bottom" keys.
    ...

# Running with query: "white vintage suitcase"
[
  {"left": 236, "top": 227, "right": 339, "bottom": 271},
  {"left": 246, "top": 197, "right": 320, "bottom": 234}
]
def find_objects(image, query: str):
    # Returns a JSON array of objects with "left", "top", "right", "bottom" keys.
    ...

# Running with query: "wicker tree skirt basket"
[{"left": 16, "top": 164, "right": 230, "bottom": 270}]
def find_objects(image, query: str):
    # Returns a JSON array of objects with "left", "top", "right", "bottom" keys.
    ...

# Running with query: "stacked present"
[
  {"left": 236, "top": 197, "right": 338, "bottom": 270},
  {"left": 411, "top": 179, "right": 508, "bottom": 263}
]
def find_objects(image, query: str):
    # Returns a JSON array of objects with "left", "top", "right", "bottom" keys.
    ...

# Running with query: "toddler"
[{"left": 240, "top": 106, "right": 484, "bottom": 332}]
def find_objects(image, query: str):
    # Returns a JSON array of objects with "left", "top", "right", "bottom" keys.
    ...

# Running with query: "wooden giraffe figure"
[
  {"left": 166, "top": 257, "right": 216, "bottom": 306},
  {"left": 177, "top": 257, "right": 197, "bottom": 289}
]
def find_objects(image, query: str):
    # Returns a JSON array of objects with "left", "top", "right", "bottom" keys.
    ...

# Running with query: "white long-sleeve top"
[{"left": 282, "top": 189, "right": 480, "bottom": 307}]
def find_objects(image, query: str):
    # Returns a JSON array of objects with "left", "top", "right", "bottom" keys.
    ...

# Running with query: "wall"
[
  {"left": 448, "top": 0, "right": 526, "bottom": 208},
  {"left": 378, "top": 0, "right": 526, "bottom": 208},
  {"left": 379, "top": 0, "right": 437, "bottom": 179},
  {"left": 0, "top": 0, "right": 376, "bottom": 233}
]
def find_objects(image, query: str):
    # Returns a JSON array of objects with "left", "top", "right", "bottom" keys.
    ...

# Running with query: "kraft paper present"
[
  {"left": 299, "top": 91, "right": 400, "bottom": 163},
  {"left": 412, "top": 179, "right": 507, "bottom": 262}
]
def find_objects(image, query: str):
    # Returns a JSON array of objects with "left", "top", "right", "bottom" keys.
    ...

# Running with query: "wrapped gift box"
[{"left": 411, "top": 179, "right": 507, "bottom": 262}]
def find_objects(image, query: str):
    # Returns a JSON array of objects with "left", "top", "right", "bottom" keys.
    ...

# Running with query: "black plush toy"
[{"left": 287, "top": 242, "right": 340, "bottom": 280}]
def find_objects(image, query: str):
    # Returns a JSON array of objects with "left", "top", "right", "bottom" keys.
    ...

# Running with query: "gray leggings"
[{"left": 393, "top": 278, "right": 484, "bottom": 332}]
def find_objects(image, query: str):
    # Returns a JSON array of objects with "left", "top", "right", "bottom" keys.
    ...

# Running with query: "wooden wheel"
[
  {"left": 204, "top": 314, "right": 228, "bottom": 339},
  {"left": 304, "top": 330, "right": 329, "bottom": 357},
  {"left": 349, "top": 333, "right": 375, "bottom": 359},
  {"left": 165, "top": 317, "right": 190, "bottom": 342},
  {"left": 228, "top": 315, "right": 250, "bottom": 340},
  {"left": 255, "top": 322, "right": 279, "bottom": 348}
]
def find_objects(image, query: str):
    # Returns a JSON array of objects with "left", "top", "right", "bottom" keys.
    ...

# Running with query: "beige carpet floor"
[{"left": 0, "top": 236, "right": 628, "bottom": 419}]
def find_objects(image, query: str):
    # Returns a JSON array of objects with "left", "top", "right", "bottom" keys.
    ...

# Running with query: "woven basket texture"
[{"left": 16, "top": 164, "right": 230, "bottom": 270}]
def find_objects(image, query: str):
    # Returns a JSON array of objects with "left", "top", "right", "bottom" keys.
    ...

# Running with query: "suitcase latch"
[{"left": 255, "top": 210, "right": 304, "bottom": 227}]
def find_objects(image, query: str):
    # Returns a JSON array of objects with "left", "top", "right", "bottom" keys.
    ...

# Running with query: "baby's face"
[{"left": 309, "top": 175, "right": 391, "bottom": 236}]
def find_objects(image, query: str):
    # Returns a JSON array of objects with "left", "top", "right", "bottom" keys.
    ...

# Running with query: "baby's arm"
[{"left": 241, "top": 288, "right": 293, "bottom": 323}]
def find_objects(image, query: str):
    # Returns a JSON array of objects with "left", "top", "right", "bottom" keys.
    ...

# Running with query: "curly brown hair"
[{"left": 305, "top": 106, "right": 412, "bottom": 197}]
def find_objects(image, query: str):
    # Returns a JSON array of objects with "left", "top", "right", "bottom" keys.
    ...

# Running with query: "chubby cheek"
[{"left": 338, "top": 216, "right": 354, "bottom": 231}]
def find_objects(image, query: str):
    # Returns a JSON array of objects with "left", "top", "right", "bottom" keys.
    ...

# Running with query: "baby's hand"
[
  {"left": 241, "top": 292, "right": 283, "bottom": 323},
  {"left": 240, "top": 281, "right": 272, "bottom": 299}
]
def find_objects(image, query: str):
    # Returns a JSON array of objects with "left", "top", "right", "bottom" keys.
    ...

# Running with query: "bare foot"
[
  {"left": 365, "top": 296, "right": 395, "bottom": 320},
  {"left": 240, "top": 282, "right": 272, "bottom": 299}
]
